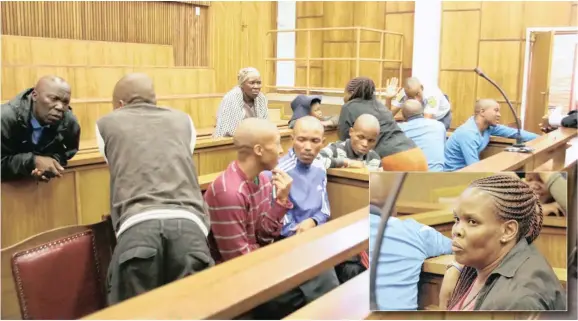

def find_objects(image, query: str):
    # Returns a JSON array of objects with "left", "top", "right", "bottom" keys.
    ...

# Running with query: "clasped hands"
[{"left": 31, "top": 155, "right": 64, "bottom": 182}]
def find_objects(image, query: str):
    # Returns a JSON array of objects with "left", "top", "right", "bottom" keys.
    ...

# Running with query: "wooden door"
[{"left": 524, "top": 31, "right": 554, "bottom": 133}]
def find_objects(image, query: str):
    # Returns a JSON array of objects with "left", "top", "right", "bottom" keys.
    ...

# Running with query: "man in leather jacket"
[{"left": 1, "top": 76, "right": 81, "bottom": 182}]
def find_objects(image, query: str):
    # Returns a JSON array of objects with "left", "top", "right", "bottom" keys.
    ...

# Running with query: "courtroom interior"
[{"left": 1, "top": 1, "right": 577, "bottom": 320}]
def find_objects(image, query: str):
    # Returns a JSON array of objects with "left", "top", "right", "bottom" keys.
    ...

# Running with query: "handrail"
[
  {"left": 1, "top": 93, "right": 224, "bottom": 105},
  {"left": 82, "top": 207, "right": 369, "bottom": 320},
  {"left": 265, "top": 26, "right": 404, "bottom": 97}
]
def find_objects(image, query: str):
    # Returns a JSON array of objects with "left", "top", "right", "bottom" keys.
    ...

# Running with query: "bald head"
[
  {"left": 233, "top": 118, "right": 281, "bottom": 167},
  {"left": 353, "top": 114, "right": 380, "bottom": 132},
  {"left": 402, "top": 99, "right": 424, "bottom": 119},
  {"left": 349, "top": 114, "right": 380, "bottom": 155},
  {"left": 474, "top": 99, "right": 501, "bottom": 126},
  {"left": 292, "top": 116, "right": 325, "bottom": 164},
  {"left": 474, "top": 99, "right": 499, "bottom": 114},
  {"left": 294, "top": 115, "right": 325, "bottom": 135},
  {"left": 112, "top": 73, "right": 156, "bottom": 109},
  {"left": 403, "top": 77, "right": 423, "bottom": 99},
  {"left": 32, "top": 75, "right": 71, "bottom": 125}
]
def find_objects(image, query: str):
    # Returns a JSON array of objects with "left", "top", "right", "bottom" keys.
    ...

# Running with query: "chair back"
[{"left": 1, "top": 216, "right": 116, "bottom": 320}]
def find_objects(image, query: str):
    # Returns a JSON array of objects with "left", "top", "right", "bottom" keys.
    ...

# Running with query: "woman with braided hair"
[
  {"left": 337, "top": 77, "right": 428, "bottom": 171},
  {"left": 445, "top": 174, "right": 566, "bottom": 311}
]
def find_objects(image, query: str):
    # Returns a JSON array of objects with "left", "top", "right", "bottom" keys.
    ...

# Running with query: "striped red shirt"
[{"left": 204, "top": 160, "right": 293, "bottom": 262}]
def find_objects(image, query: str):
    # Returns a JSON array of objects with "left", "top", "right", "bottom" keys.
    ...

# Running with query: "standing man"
[
  {"left": 444, "top": 99, "right": 539, "bottom": 171},
  {"left": 384, "top": 77, "right": 453, "bottom": 130},
  {"left": 96, "top": 73, "right": 213, "bottom": 305},
  {"left": 399, "top": 99, "right": 446, "bottom": 172},
  {"left": 1, "top": 76, "right": 80, "bottom": 182}
]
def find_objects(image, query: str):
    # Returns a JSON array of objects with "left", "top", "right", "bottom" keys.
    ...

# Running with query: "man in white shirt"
[{"left": 384, "top": 77, "right": 453, "bottom": 130}]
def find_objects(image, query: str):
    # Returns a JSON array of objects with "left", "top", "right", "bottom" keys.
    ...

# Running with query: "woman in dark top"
[
  {"left": 338, "top": 77, "right": 427, "bottom": 171},
  {"left": 447, "top": 175, "right": 566, "bottom": 311}
]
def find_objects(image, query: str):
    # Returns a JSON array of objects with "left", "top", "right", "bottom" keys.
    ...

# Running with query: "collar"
[
  {"left": 344, "top": 139, "right": 365, "bottom": 160},
  {"left": 232, "top": 160, "right": 249, "bottom": 182},
  {"left": 489, "top": 238, "right": 532, "bottom": 279},
  {"left": 406, "top": 114, "right": 425, "bottom": 122},
  {"left": 288, "top": 148, "right": 312, "bottom": 169},
  {"left": 30, "top": 114, "right": 45, "bottom": 129}
]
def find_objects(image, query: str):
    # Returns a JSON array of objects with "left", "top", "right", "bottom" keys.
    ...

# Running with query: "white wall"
[
  {"left": 275, "top": 1, "right": 296, "bottom": 87},
  {"left": 411, "top": 0, "right": 442, "bottom": 87}
]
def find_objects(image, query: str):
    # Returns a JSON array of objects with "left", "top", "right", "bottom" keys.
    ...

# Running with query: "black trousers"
[
  {"left": 335, "top": 255, "right": 366, "bottom": 284},
  {"left": 106, "top": 219, "right": 214, "bottom": 306}
]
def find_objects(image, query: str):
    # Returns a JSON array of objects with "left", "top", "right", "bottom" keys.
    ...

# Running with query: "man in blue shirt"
[
  {"left": 398, "top": 99, "right": 446, "bottom": 171},
  {"left": 444, "top": 99, "right": 539, "bottom": 171},
  {"left": 369, "top": 176, "right": 453, "bottom": 310}
]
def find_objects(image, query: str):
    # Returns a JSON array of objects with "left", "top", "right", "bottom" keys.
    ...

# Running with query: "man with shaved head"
[
  {"left": 384, "top": 76, "right": 453, "bottom": 129},
  {"left": 318, "top": 113, "right": 381, "bottom": 171},
  {"left": 1, "top": 76, "right": 80, "bottom": 182},
  {"left": 444, "top": 99, "right": 539, "bottom": 171},
  {"left": 399, "top": 99, "right": 446, "bottom": 171},
  {"left": 255, "top": 115, "right": 339, "bottom": 317},
  {"left": 96, "top": 73, "right": 212, "bottom": 305}
]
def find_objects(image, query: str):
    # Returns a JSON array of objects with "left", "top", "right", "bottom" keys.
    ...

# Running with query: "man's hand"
[
  {"left": 542, "top": 202, "right": 563, "bottom": 217},
  {"left": 31, "top": 156, "right": 63, "bottom": 182},
  {"left": 345, "top": 159, "right": 365, "bottom": 169},
  {"left": 271, "top": 168, "right": 293, "bottom": 203},
  {"left": 293, "top": 218, "right": 317, "bottom": 234},
  {"left": 539, "top": 114, "right": 556, "bottom": 133},
  {"left": 384, "top": 77, "right": 401, "bottom": 100}
]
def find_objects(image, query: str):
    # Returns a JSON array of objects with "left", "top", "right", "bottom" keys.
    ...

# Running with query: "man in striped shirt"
[{"left": 204, "top": 118, "right": 293, "bottom": 262}]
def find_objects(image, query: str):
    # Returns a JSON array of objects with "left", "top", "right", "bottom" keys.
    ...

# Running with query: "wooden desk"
[
  {"left": 460, "top": 128, "right": 577, "bottom": 172},
  {"left": 81, "top": 207, "right": 369, "bottom": 320},
  {"left": 326, "top": 168, "right": 369, "bottom": 219},
  {"left": 401, "top": 211, "right": 568, "bottom": 269}
]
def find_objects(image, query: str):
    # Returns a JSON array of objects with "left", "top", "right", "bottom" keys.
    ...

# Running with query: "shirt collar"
[
  {"left": 406, "top": 114, "right": 425, "bottom": 122},
  {"left": 30, "top": 114, "right": 45, "bottom": 129},
  {"left": 288, "top": 148, "right": 312, "bottom": 169},
  {"left": 344, "top": 139, "right": 365, "bottom": 160},
  {"left": 490, "top": 238, "right": 532, "bottom": 279}
]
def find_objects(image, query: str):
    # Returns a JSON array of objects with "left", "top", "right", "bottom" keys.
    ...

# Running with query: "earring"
[{"left": 500, "top": 238, "right": 506, "bottom": 243}]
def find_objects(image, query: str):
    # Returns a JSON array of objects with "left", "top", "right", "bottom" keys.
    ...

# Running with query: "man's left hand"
[{"left": 295, "top": 218, "right": 317, "bottom": 234}]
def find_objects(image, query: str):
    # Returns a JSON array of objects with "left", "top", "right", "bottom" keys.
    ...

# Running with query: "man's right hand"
[
  {"left": 271, "top": 168, "right": 293, "bottom": 203},
  {"left": 384, "top": 77, "right": 401, "bottom": 100},
  {"left": 345, "top": 159, "right": 365, "bottom": 169},
  {"left": 32, "top": 156, "right": 64, "bottom": 182}
]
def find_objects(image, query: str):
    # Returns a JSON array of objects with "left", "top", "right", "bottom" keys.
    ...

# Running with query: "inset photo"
[{"left": 369, "top": 172, "right": 568, "bottom": 312}]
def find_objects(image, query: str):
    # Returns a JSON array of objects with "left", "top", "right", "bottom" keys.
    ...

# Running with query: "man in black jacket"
[{"left": 1, "top": 76, "right": 81, "bottom": 182}]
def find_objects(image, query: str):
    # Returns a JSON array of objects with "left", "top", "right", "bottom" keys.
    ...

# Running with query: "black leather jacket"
[{"left": 1, "top": 88, "right": 81, "bottom": 181}]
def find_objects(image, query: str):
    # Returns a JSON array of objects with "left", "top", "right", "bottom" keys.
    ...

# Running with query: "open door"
[{"left": 524, "top": 31, "right": 555, "bottom": 133}]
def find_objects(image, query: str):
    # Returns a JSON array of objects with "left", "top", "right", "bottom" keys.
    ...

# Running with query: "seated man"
[
  {"left": 205, "top": 118, "right": 336, "bottom": 319},
  {"left": 277, "top": 116, "right": 360, "bottom": 284},
  {"left": 398, "top": 99, "right": 446, "bottom": 172},
  {"left": 96, "top": 73, "right": 213, "bottom": 305},
  {"left": 385, "top": 77, "right": 453, "bottom": 130},
  {"left": 1, "top": 76, "right": 80, "bottom": 182},
  {"left": 444, "top": 99, "right": 539, "bottom": 171},
  {"left": 369, "top": 173, "right": 452, "bottom": 310},
  {"left": 317, "top": 113, "right": 381, "bottom": 171},
  {"left": 288, "top": 94, "right": 337, "bottom": 129}
]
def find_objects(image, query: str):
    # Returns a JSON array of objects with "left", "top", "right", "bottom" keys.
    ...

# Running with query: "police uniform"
[{"left": 392, "top": 86, "right": 452, "bottom": 129}]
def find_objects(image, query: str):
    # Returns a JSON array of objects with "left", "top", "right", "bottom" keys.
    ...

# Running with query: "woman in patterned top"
[{"left": 213, "top": 67, "right": 269, "bottom": 138}]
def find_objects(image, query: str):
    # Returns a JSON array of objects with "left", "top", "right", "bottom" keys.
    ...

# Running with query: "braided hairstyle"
[
  {"left": 447, "top": 174, "right": 543, "bottom": 310},
  {"left": 345, "top": 77, "right": 376, "bottom": 101}
]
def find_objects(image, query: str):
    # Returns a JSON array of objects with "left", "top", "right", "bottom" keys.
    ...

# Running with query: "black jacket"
[{"left": 1, "top": 88, "right": 81, "bottom": 181}]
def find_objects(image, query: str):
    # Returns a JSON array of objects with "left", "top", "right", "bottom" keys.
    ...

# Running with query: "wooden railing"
[
  {"left": 81, "top": 207, "right": 369, "bottom": 320},
  {"left": 264, "top": 26, "right": 404, "bottom": 97}
]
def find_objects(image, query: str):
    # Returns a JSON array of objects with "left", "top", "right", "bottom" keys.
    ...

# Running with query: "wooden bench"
[{"left": 81, "top": 207, "right": 369, "bottom": 319}]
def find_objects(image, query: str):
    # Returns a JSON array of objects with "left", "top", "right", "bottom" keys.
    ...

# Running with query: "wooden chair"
[{"left": 1, "top": 216, "right": 116, "bottom": 320}]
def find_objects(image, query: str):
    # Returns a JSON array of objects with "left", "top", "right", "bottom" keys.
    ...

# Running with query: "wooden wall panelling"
[
  {"left": 439, "top": 71, "right": 477, "bottom": 127},
  {"left": 441, "top": 1, "right": 481, "bottom": 11},
  {"left": 295, "top": 17, "right": 324, "bottom": 87},
  {"left": 571, "top": 3, "right": 578, "bottom": 26},
  {"left": 476, "top": 41, "right": 521, "bottom": 101},
  {"left": 384, "top": 12, "right": 414, "bottom": 70},
  {"left": 480, "top": 1, "right": 524, "bottom": 40},
  {"left": 0, "top": 1, "right": 208, "bottom": 66},
  {"left": 240, "top": 1, "right": 275, "bottom": 86},
  {"left": 1, "top": 173, "right": 78, "bottom": 247},
  {"left": 523, "top": 1, "right": 575, "bottom": 32},
  {"left": 440, "top": 10, "right": 480, "bottom": 70},
  {"left": 1, "top": 36, "right": 175, "bottom": 67}
]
